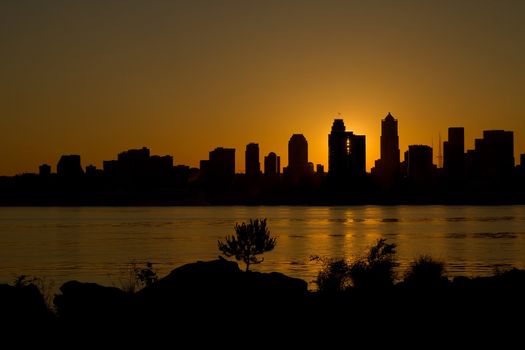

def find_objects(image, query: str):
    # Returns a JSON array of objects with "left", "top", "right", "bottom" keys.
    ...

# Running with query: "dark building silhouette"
[
  {"left": 467, "top": 130, "right": 514, "bottom": 179},
  {"left": 103, "top": 147, "right": 173, "bottom": 179},
  {"left": 316, "top": 164, "right": 324, "bottom": 174},
  {"left": 328, "top": 119, "right": 366, "bottom": 179},
  {"left": 287, "top": 134, "right": 308, "bottom": 177},
  {"left": 117, "top": 147, "right": 150, "bottom": 177},
  {"left": 199, "top": 160, "right": 210, "bottom": 174},
  {"left": 373, "top": 113, "right": 400, "bottom": 187},
  {"left": 85, "top": 165, "right": 98, "bottom": 176},
  {"left": 149, "top": 155, "right": 174, "bottom": 177},
  {"left": 308, "top": 162, "right": 314, "bottom": 173},
  {"left": 264, "top": 152, "right": 280, "bottom": 176},
  {"left": 208, "top": 147, "right": 235, "bottom": 179},
  {"left": 407, "top": 145, "right": 434, "bottom": 185},
  {"left": 57, "top": 155, "right": 83, "bottom": 177},
  {"left": 102, "top": 160, "right": 118, "bottom": 175},
  {"left": 39, "top": 164, "right": 51, "bottom": 177},
  {"left": 245, "top": 143, "right": 261, "bottom": 177},
  {"left": 443, "top": 127, "right": 465, "bottom": 179}
]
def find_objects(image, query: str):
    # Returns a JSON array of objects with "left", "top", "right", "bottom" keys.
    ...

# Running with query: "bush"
[
  {"left": 314, "top": 238, "right": 398, "bottom": 292},
  {"left": 119, "top": 261, "right": 158, "bottom": 293},
  {"left": 314, "top": 257, "right": 352, "bottom": 293},
  {"left": 350, "top": 238, "right": 398, "bottom": 289},
  {"left": 403, "top": 255, "right": 447, "bottom": 288}
]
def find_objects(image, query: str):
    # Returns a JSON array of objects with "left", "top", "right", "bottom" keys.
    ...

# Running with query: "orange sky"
[{"left": 1, "top": 0, "right": 524, "bottom": 175}]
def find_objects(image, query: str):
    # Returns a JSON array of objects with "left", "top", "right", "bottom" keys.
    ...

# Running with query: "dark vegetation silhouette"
[
  {"left": 218, "top": 218, "right": 277, "bottom": 272},
  {"left": 403, "top": 255, "right": 447, "bottom": 288},
  {"left": 2, "top": 232, "right": 525, "bottom": 345},
  {"left": 314, "top": 238, "right": 398, "bottom": 292},
  {"left": 313, "top": 257, "right": 352, "bottom": 293},
  {"left": 117, "top": 261, "right": 158, "bottom": 294}
]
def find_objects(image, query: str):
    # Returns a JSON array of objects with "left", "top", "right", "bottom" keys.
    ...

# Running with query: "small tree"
[{"left": 218, "top": 218, "right": 277, "bottom": 272}]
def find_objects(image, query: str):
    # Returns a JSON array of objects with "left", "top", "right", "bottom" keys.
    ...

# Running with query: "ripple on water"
[{"left": 475, "top": 232, "right": 517, "bottom": 239}]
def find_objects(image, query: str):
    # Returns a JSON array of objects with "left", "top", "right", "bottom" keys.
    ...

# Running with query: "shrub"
[
  {"left": 314, "top": 238, "right": 398, "bottom": 292},
  {"left": 314, "top": 257, "right": 352, "bottom": 293},
  {"left": 404, "top": 255, "right": 447, "bottom": 288},
  {"left": 350, "top": 238, "right": 398, "bottom": 289}
]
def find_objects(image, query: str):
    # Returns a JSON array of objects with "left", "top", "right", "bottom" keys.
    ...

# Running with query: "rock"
[
  {"left": 54, "top": 281, "right": 129, "bottom": 323},
  {"left": 135, "top": 258, "right": 308, "bottom": 321},
  {"left": 0, "top": 283, "right": 52, "bottom": 325}
]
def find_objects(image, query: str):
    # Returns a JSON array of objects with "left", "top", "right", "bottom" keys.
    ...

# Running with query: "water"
[{"left": 1, "top": 206, "right": 525, "bottom": 290}]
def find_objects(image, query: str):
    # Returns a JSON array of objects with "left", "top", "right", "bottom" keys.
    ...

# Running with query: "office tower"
[
  {"left": 264, "top": 152, "right": 280, "bottom": 176},
  {"left": 209, "top": 147, "right": 236, "bottom": 179},
  {"left": 57, "top": 155, "right": 83, "bottom": 177},
  {"left": 288, "top": 134, "right": 308, "bottom": 176},
  {"left": 328, "top": 119, "right": 366, "bottom": 178},
  {"left": 245, "top": 143, "right": 261, "bottom": 176},
  {"left": 443, "top": 127, "right": 465, "bottom": 179},
  {"left": 407, "top": 145, "right": 433, "bottom": 184}
]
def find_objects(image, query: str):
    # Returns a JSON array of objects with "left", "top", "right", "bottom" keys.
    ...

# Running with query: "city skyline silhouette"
[
  {"left": 2, "top": 1, "right": 525, "bottom": 176},
  {"left": 1, "top": 113, "right": 524, "bottom": 205}
]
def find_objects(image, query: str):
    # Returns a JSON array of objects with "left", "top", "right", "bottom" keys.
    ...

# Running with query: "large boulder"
[
  {"left": 135, "top": 258, "right": 308, "bottom": 321},
  {"left": 0, "top": 283, "right": 53, "bottom": 326},
  {"left": 54, "top": 281, "right": 129, "bottom": 324}
]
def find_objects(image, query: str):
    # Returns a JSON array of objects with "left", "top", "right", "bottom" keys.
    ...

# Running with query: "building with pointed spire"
[{"left": 372, "top": 113, "right": 400, "bottom": 188}]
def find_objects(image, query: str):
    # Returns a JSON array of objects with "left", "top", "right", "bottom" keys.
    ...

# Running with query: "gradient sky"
[{"left": 1, "top": 0, "right": 524, "bottom": 175}]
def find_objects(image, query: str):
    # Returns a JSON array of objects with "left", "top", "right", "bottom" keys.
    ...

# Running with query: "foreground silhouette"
[{"left": 2, "top": 258, "right": 525, "bottom": 346}]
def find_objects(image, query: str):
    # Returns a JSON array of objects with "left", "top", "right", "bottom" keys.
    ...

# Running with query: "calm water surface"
[{"left": 1, "top": 206, "right": 525, "bottom": 289}]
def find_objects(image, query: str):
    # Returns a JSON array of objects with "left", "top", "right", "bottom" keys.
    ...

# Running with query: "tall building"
[
  {"left": 328, "top": 119, "right": 366, "bottom": 178},
  {"left": 245, "top": 143, "right": 260, "bottom": 176},
  {"left": 443, "top": 127, "right": 465, "bottom": 179},
  {"left": 209, "top": 147, "right": 235, "bottom": 179},
  {"left": 473, "top": 130, "right": 514, "bottom": 179},
  {"left": 407, "top": 145, "right": 434, "bottom": 185},
  {"left": 57, "top": 155, "right": 83, "bottom": 177},
  {"left": 288, "top": 134, "right": 308, "bottom": 176},
  {"left": 373, "top": 113, "right": 400, "bottom": 183},
  {"left": 264, "top": 152, "right": 280, "bottom": 176}
]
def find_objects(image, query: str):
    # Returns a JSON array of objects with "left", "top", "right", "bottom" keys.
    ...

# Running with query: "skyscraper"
[
  {"left": 209, "top": 147, "right": 235, "bottom": 179},
  {"left": 474, "top": 130, "right": 514, "bottom": 179},
  {"left": 373, "top": 113, "right": 400, "bottom": 187},
  {"left": 245, "top": 143, "right": 260, "bottom": 177},
  {"left": 57, "top": 155, "right": 83, "bottom": 177},
  {"left": 328, "top": 119, "right": 366, "bottom": 178},
  {"left": 407, "top": 145, "right": 434, "bottom": 185},
  {"left": 443, "top": 127, "right": 465, "bottom": 179},
  {"left": 264, "top": 152, "right": 280, "bottom": 176},
  {"left": 288, "top": 134, "right": 308, "bottom": 177}
]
